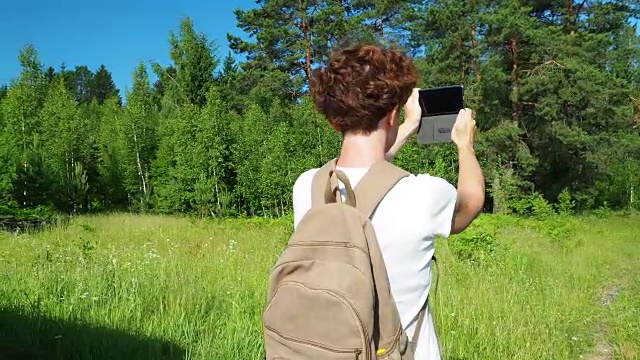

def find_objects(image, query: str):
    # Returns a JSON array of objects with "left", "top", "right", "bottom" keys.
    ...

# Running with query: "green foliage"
[
  {"left": 448, "top": 215, "right": 503, "bottom": 265},
  {"left": 538, "top": 217, "right": 580, "bottom": 250},
  {"left": 0, "top": 5, "right": 639, "bottom": 218},
  {"left": 120, "top": 63, "right": 158, "bottom": 211},
  {"left": 0, "top": 85, "right": 8, "bottom": 101},
  {"left": 510, "top": 192, "right": 556, "bottom": 219},
  {"left": 95, "top": 97, "right": 128, "bottom": 209},
  {"left": 0, "top": 110, "right": 17, "bottom": 203},
  {"left": 165, "top": 17, "right": 219, "bottom": 107},
  {"left": 556, "top": 189, "right": 575, "bottom": 216},
  {"left": 593, "top": 201, "right": 613, "bottom": 219},
  {"left": 449, "top": 229, "right": 499, "bottom": 264},
  {"left": 65, "top": 162, "right": 89, "bottom": 214},
  {"left": 0, "top": 203, "right": 56, "bottom": 220},
  {"left": 193, "top": 172, "right": 216, "bottom": 218}
]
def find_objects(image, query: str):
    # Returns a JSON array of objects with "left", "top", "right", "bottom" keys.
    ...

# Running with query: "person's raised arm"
[
  {"left": 450, "top": 109, "right": 485, "bottom": 235},
  {"left": 385, "top": 91, "right": 484, "bottom": 235}
]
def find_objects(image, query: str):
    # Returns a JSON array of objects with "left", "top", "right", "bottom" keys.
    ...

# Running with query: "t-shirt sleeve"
[
  {"left": 292, "top": 169, "right": 316, "bottom": 229},
  {"left": 417, "top": 174, "right": 458, "bottom": 238}
]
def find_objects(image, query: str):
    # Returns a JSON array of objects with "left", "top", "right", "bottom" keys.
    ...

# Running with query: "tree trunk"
[
  {"left": 492, "top": 175, "right": 503, "bottom": 214},
  {"left": 305, "top": 46, "right": 312, "bottom": 84},
  {"left": 458, "top": 38, "right": 466, "bottom": 80},
  {"left": 132, "top": 129, "right": 148, "bottom": 198},
  {"left": 509, "top": 37, "right": 521, "bottom": 126},
  {"left": 565, "top": 0, "right": 589, "bottom": 35},
  {"left": 470, "top": 23, "right": 481, "bottom": 81},
  {"left": 214, "top": 168, "right": 220, "bottom": 214},
  {"left": 565, "top": 0, "right": 579, "bottom": 35},
  {"left": 21, "top": 114, "right": 27, "bottom": 206},
  {"left": 302, "top": 19, "right": 313, "bottom": 85}
]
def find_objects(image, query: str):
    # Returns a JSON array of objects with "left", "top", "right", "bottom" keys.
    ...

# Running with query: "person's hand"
[
  {"left": 451, "top": 108, "right": 477, "bottom": 148},
  {"left": 402, "top": 88, "right": 421, "bottom": 134},
  {"left": 385, "top": 88, "right": 422, "bottom": 162}
]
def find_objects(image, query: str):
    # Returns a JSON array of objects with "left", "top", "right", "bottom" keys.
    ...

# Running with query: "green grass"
[{"left": 0, "top": 212, "right": 638, "bottom": 359}]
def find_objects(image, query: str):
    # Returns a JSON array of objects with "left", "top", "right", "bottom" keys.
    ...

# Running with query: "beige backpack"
[{"left": 262, "top": 159, "right": 429, "bottom": 359}]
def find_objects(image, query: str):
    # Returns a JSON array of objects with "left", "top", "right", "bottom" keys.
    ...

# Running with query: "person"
[{"left": 291, "top": 43, "right": 485, "bottom": 359}]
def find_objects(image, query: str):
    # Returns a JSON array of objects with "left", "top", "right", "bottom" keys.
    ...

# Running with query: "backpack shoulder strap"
[
  {"left": 310, "top": 158, "right": 410, "bottom": 213},
  {"left": 350, "top": 161, "right": 412, "bottom": 349},
  {"left": 352, "top": 161, "right": 410, "bottom": 217},
  {"left": 310, "top": 158, "right": 358, "bottom": 208},
  {"left": 311, "top": 158, "right": 338, "bottom": 208}
]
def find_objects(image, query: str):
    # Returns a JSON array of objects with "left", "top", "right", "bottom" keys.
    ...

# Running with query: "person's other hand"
[
  {"left": 451, "top": 108, "right": 477, "bottom": 148},
  {"left": 402, "top": 88, "right": 421, "bottom": 133}
]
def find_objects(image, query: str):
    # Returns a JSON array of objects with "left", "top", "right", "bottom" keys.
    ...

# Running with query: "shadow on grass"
[{"left": 0, "top": 307, "right": 186, "bottom": 360}]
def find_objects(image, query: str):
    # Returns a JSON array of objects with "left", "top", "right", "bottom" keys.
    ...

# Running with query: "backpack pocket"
[{"left": 263, "top": 280, "right": 370, "bottom": 360}]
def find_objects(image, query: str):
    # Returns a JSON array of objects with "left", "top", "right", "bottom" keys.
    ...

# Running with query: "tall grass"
[
  {"left": 433, "top": 214, "right": 639, "bottom": 360},
  {"left": 0, "top": 213, "right": 638, "bottom": 359}
]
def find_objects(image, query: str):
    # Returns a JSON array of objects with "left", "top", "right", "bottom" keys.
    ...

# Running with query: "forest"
[{"left": 1, "top": 0, "right": 639, "bottom": 220}]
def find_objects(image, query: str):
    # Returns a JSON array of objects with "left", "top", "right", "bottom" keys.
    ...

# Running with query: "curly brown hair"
[{"left": 310, "top": 44, "right": 419, "bottom": 134}]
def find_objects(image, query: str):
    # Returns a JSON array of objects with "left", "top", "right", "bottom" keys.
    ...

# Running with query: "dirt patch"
[
  {"left": 583, "top": 324, "right": 614, "bottom": 360},
  {"left": 599, "top": 285, "right": 621, "bottom": 307},
  {"left": 584, "top": 285, "right": 623, "bottom": 360},
  {"left": 0, "top": 215, "right": 50, "bottom": 233}
]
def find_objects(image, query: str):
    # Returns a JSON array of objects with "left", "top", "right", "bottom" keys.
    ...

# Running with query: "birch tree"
[{"left": 122, "top": 63, "right": 158, "bottom": 210}]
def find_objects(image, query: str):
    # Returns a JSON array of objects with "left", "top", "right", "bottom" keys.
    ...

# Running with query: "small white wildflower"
[
  {"left": 144, "top": 248, "right": 160, "bottom": 261},
  {"left": 226, "top": 239, "right": 238, "bottom": 254}
]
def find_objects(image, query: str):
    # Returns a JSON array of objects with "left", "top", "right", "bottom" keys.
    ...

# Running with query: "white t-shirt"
[{"left": 292, "top": 166, "right": 458, "bottom": 360}]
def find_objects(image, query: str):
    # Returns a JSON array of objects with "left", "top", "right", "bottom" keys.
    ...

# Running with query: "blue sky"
[
  {"left": 0, "top": 0, "right": 257, "bottom": 94},
  {"left": 1, "top": 2, "right": 638, "bottom": 96}
]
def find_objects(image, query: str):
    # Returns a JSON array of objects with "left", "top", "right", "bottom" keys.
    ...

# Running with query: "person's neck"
[{"left": 336, "top": 131, "right": 387, "bottom": 168}]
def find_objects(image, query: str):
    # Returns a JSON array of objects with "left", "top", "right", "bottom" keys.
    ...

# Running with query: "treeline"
[{"left": 1, "top": 0, "right": 639, "bottom": 219}]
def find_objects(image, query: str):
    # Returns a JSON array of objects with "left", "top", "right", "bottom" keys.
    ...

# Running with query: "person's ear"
[{"left": 386, "top": 106, "right": 399, "bottom": 127}]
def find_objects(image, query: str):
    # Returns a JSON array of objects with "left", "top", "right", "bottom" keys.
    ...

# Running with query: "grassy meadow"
[{"left": 0, "top": 212, "right": 638, "bottom": 360}]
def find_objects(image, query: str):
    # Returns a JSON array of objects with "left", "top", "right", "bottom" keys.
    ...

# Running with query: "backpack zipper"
[
  {"left": 289, "top": 241, "right": 369, "bottom": 257},
  {"left": 266, "top": 325, "right": 364, "bottom": 357}
]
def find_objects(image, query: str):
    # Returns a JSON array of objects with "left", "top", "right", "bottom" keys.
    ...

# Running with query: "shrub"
[
  {"left": 531, "top": 217, "right": 579, "bottom": 251},
  {"left": 556, "top": 188, "right": 575, "bottom": 216},
  {"left": 448, "top": 215, "right": 502, "bottom": 265},
  {"left": 593, "top": 201, "right": 611, "bottom": 218},
  {"left": 510, "top": 192, "right": 556, "bottom": 219}
]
